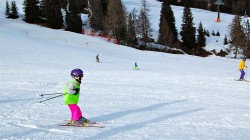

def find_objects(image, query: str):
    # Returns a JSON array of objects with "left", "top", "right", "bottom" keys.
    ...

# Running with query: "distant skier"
[
  {"left": 238, "top": 57, "right": 248, "bottom": 80},
  {"left": 134, "top": 62, "right": 139, "bottom": 70},
  {"left": 64, "top": 68, "right": 89, "bottom": 124},
  {"left": 96, "top": 54, "right": 100, "bottom": 63}
]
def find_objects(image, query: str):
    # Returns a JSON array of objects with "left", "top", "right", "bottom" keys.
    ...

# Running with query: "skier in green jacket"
[{"left": 64, "top": 68, "right": 89, "bottom": 124}]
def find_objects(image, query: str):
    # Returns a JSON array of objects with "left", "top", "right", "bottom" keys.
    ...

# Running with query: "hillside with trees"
[
  {"left": 157, "top": 0, "right": 250, "bottom": 16},
  {"left": 5, "top": 0, "right": 250, "bottom": 58}
]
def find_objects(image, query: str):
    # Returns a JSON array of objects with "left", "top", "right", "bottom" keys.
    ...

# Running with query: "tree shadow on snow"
[
  {"left": 87, "top": 107, "right": 203, "bottom": 140},
  {"left": 91, "top": 100, "right": 187, "bottom": 122}
]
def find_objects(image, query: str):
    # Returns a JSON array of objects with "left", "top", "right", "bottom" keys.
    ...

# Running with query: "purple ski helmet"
[{"left": 71, "top": 68, "right": 84, "bottom": 78}]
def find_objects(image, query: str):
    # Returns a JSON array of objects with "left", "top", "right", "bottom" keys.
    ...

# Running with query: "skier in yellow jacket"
[{"left": 238, "top": 58, "right": 247, "bottom": 80}]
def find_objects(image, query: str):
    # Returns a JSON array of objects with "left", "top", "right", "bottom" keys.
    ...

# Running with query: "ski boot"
[{"left": 79, "top": 117, "right": 90, "bottom": 123}]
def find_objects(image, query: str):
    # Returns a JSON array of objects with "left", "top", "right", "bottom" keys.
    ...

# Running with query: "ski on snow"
[
  {"left": 235, "top": 79, "right": 250, "bottom": 82},
  {"left": 59, "top": 120, "right": 105, "bottom": 128}
]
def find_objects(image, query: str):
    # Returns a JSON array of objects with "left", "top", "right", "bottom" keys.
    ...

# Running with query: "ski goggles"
[{"left": 75, "top": 74, "right": 84, "bottom": 79}]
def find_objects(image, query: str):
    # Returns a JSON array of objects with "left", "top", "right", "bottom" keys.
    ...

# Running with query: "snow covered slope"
[{"left": 0, "top": 1, "right": 249, "bottom": 140}]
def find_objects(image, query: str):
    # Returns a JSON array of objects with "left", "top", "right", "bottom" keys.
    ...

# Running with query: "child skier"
[
  {"left": 64, "top": 68, "right": 89, "bottom": 124},
  {"left": 238, "top": 57, "right": 248, "bottom": 80},
  {"left": 134, "top": 62, "right": 139, "bottom": 70}
]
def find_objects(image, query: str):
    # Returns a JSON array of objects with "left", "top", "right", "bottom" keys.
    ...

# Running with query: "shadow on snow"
[
  {"left": 87, "top": 107, "right": 203, "bottom": 140},
  {"left": 91, "top": 100, "right": 187, "bottom": 122}
]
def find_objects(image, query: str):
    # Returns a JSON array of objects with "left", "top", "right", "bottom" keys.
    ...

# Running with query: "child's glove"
[{"left": 74, "top": 88, "right": 80, "bottom": 94}]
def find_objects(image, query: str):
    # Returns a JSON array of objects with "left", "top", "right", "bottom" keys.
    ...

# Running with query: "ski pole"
[
  {"left": 39, "top": 93, "right": 64, "bottom": 97},
  {"left": 39, "top": 94, "right": 65, "bottom": 103}
]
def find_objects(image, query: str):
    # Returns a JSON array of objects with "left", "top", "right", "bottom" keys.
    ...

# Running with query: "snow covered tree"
[
  {"left": 5, "top": 1, "right": 10, "bottom": 18},
  {"left": 229, "top": 15, "right": 247, "bottom": 58},
  {"left": 158, "top": 0, "right": 178, "bottom": 48},
  {"left": 23, "top": 0, "right": 40, "bottom": 23},
  {"left": 9, "top": 1, "right": 19, "bottom": 19},
  {"left": 45, "top": 0, "right": 63, "bottom": 29},
  {"left": 180, "top": 0, "right": 196, "bottom": 53}
]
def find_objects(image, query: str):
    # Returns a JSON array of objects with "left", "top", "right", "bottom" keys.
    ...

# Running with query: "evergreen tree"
[
  {"left": 5, "top": 1, "right": 10, "bottom": 18},
  {"left": 223, "top": 35, "right": 228, "bottom": 45},
  {"left": 206, "top": 30, "right": 210, "bottom": 37},
  {"left": 39, "top": 0, "right": 46, "bottom": 20},
  {"left": 103, "top": 0, "right": 126, "bottom": 44},
  {"left": 158, "top": 17, "right": 173, "bottom": 47},
  {"left": 65, "top": 0, "right": 82, "bottom": 33},
  {"left": 229, "top": 15, "right": 247, "bottom": 58},
  {"left": 211, "top": 30, "right": 215, "bottom": 36},
  {"left": 158, "top": 0, "right": 178, "bottom": 48},
  {"left": 9, "top": 1, "right": 19, "bottom": 19},
  {"left": 246, "top": 19, "right": 250, "bottom": 58},
  {"left": 216, "top": 30, "right": 220, "bottom": 36},
  {"left": 180, "top": 0, "right": 196, "bottom": 52},
  {"left": 197, "top": 22, "right": 206, "bottom": 49},
  {"left": 203, "top": 28, "right": 207, "bottom": 36},
  {"left": 127, "top": 9, "right": 138, "bottom": 47},
  {"left": 23, "top": 0, "right": 40, "bottom": 23},
  {"left": 45, "top": 0, "right": 63, "bottom": 29}
]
